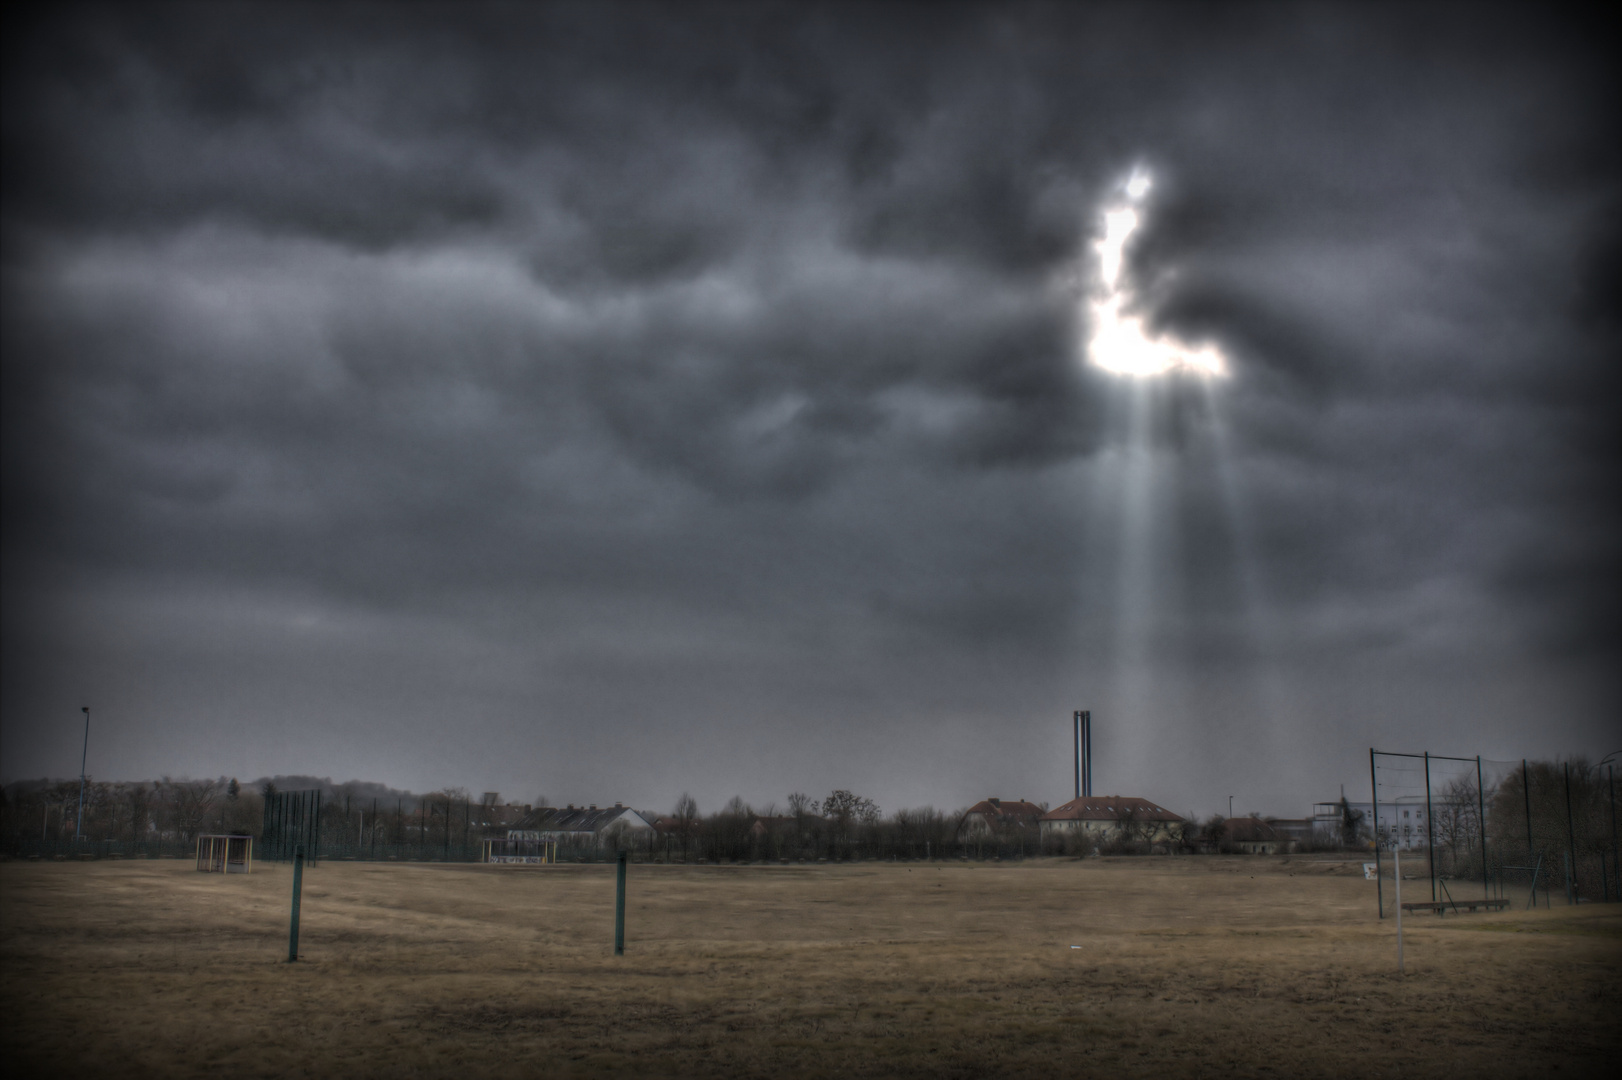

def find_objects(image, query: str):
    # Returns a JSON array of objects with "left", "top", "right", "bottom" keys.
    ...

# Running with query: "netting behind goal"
[
  {"left": 1371, "top": 751, "right": 1619, "bottom": 914},
  {"left": 1482, "top": 758, "right": 1616, "bottom": 907}
]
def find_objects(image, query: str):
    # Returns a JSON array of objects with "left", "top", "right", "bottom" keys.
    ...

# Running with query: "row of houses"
[
  {"left": 960, "top": 795, "right": 1180, "bottom": 843},
  {"left": 477, "top": 794, "right": 1339, "bottom": 858},
  {"left": 958, "top": 795, "right": 1307, "bottom": 854}
]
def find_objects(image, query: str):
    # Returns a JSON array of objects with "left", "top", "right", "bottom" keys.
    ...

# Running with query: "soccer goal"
[
  {"left": 196, "top": 834, "right": 254, "bottom": 874},
  {"left": 482, "top": 831, "right": 557, "bottom": 864}
]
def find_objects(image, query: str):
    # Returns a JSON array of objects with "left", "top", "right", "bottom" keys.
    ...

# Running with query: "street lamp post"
[{"left": 75, "top": 706, "right": 90, "bottom": 842}]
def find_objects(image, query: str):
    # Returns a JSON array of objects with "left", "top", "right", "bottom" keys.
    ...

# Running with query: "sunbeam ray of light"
[
  {"left": 1198, "top": 381, "right": 1295, "bottom": 746},
  {"left": 1075, "top": 166, "right": 1268, "bottom": 801}
]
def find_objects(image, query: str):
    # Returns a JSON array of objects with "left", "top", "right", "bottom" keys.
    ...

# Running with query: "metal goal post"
[
  {"left": 196, "top": 834, "right": 254, "bottom": 874},
  {"left": 482, "top": 832, "right": 557, "bottom": 864}
]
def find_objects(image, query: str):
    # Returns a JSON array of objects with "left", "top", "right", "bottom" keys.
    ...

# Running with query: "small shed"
[{"left": 1223, "top": 816, "right": 1293, "bottom": 855}]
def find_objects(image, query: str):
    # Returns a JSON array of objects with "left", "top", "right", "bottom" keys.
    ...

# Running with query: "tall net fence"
[
  {"left": 1484, "top": 758, "right": 1618, "bottom": 908},
  {"left": 1371, "top": 751, "right": 1619, "bottom": 915}
]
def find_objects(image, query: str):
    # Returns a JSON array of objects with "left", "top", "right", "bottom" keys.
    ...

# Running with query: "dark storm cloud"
[{"left": 3, "top": 3, "right": 1616, "bottom": 810}]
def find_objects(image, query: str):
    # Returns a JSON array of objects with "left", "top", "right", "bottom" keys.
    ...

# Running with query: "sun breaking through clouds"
[
  {"left": 1086, "top": 168, "right": 1228, "bottom": 379},
  {"left": 1, "top": 3, "right": 1616, "bottom": 819}
]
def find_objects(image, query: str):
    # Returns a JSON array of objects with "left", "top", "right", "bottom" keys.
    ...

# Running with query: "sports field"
[{"left": 2, "top": 855, "right": 1617, "bottom": 1078}]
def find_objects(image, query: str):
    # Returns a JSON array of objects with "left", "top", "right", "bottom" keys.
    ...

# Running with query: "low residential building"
[
  {"left": 1224, "top": 817, "right": 1293, "bottom": 855},
  {"left": 511, "top": 802, "right": 653, "bottom": 849},
  {"left": 749, "top": 815, "right": 796, "bottom": 839},
  {"left": 471, "top": 794, "right": 533, "bottom": 831},
  {"left": 1039, "top": 795, "right": 1183, "bottom": 848},
  {"left": 956, "top": 798, "right": 1044, "bottom": 842},
  {"left": 1265, "top": 817, "right": 1315, "bottom": 845}
]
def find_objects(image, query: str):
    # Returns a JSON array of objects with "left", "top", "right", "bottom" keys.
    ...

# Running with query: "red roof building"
[
  {"left": 1039, "top": 795, "right": 1184, "bottom": 847},
  {"left": 956, "top": 797, "right": 1045, "bottom": 841}
]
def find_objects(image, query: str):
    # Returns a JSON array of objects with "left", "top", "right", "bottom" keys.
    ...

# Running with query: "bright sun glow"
[{"left": 1086, "top": 168, "right": 1227, "bottom": 378}]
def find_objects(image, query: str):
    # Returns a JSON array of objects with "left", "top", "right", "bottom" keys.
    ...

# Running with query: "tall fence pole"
[
  {"left": 288, "top": 844, "right": 305, "bottom": 962},
  {"left": 1371, "top": 748, "right": 1383, "bottom": 919},
  {"left": 614, "top": 850, "right": 627, "bottom": 956},
  {"left": 75, "top": 707, "right": 91, "bottom": 842},
  {"left": 1564, "top": 762, "right": 1577, "bottom": 905},
  {"left": 1423, "top": 751, "right": 1436, "bottom": 903},
  {"left": 1522, "top": 759, "right": 1534, "bottom": 861},
  {"left": 1602, "top": 765, "right": 1615, "bottom": 901},
  {"left": 1477, "top": 756, "right": 1489, "bottom": 900},
  {"left": 1394, "top": 842, "right": 1404, "bottom": 975}
]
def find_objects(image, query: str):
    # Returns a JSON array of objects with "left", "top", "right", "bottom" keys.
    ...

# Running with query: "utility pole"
[{"left": 75, "top": 707, "right": 90, "bottom": 842}]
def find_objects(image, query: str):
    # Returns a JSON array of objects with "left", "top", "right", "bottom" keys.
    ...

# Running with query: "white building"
[
  {"left": 511, "top": 802, "right": 653, "bottom": 849},
  {"left": 1316, "top": 801, "right": 1434, "bottom": 850}
]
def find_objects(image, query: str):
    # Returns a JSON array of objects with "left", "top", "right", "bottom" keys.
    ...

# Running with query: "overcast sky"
[{"left": 3, "top": 2, "right": 1616, "bottom": 818}]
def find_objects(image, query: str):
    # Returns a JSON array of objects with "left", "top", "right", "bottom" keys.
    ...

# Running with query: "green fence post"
[
  {"left": 288, "top": 844, "right": 304, "bottom": 962},
  {"left": 614, "top": 850, "right": 627, "bottom": 956}
]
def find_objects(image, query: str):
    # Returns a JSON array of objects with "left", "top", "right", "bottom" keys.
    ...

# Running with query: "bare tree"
[
  {"left": 161, "top": 778, "right": 224, "bottom": 841},
  {"left": 820, "top": 790, "right": 879, "bottom": 824},
  {"left": 1338, "top": 796, "right": 1366, "bottom": 848},
  {"left": 1106, "top": 804, "right": 1153, "bottom": 853},
  {"left": 673, "top": 792, "right": 699, "bottom": 861},
  {"left": 891, "top": 806, "right": 949, "bottom": 859},
  {"left": 708, "top": 796, "right": 755, "bottom": 861},
  {"left": 128, "top": 783, "right": 151, "bottom": 846},
  {"left": 1430, "top": 775, "right": 1483, "bottom": 874},
  {"left": 819, "top": 790, "right": 878, "bottom": 858}
]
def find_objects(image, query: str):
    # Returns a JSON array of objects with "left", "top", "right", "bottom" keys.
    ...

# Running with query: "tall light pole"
[
  {"left": 1228, "top": 795, "right": 1234, "bottom": 820},
  {"left": 75, "top": 706, "right": 90, "bottom": 842}
]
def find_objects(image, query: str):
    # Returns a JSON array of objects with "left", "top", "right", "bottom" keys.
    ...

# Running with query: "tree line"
[
  {"left": 0, "top": 776, "right": 481, "bottom": 859},
  {"left": 3, "top": 759, "right": 1613, "bottom": 883}
]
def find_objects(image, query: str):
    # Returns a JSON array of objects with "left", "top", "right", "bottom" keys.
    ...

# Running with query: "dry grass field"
[{"left": 2, "top": 854, "right": 1618, "bottom": 1078}]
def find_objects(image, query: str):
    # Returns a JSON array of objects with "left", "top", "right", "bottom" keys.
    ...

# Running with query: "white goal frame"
[{"left": 195, "top": 834, "right": 254, "bottom": 874}]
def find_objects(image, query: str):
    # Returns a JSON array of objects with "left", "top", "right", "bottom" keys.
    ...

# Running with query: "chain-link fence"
[
  {"left": 1484, "top": 758, "right": 1618, "bottom": 908},
  {"left": 1371, "top": 751, "right": 1619, "bottom": 916}
]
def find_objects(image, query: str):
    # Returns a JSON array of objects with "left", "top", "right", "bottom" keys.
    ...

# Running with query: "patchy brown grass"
[{"left": 2, "top": 854, "right": 1617, "bottom": 1078}]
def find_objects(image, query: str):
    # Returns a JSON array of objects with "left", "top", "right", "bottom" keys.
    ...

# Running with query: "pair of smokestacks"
[{"left": 1073, "top": 710, "right": 1092, "bottom": 800}]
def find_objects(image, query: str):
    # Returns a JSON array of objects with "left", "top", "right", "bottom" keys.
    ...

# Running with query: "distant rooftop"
[{"left": 1041, "top": 796, "right": 1181, "bottom": 822}]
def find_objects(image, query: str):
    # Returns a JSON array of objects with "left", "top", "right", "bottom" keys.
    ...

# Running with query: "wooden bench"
[{"left": 1400, "top": 898, "right": 1510, "bottom": 916}]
